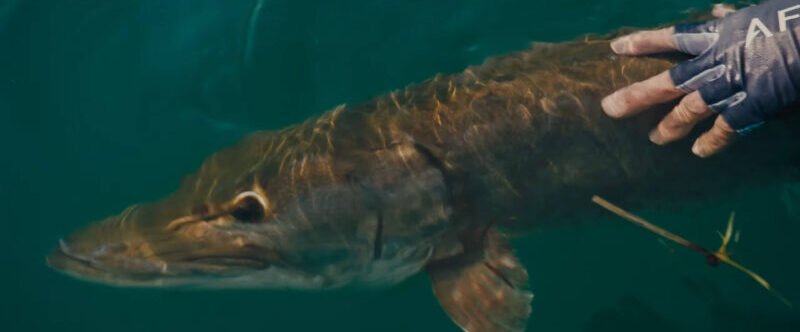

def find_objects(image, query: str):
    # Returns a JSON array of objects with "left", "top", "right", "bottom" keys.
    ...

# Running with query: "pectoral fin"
[{"left": 426, "top": 231, "right": 532, "bottom": 332}]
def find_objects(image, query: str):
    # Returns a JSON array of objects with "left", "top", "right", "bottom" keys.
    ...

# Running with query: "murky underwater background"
[{"left": 2, "top": 0, "right": 800, "bottom": 331}]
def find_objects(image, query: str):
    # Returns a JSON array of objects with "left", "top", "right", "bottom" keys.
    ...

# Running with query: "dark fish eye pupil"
[{"left": 230, "top": 196, "right": 264, "bottom": 222}]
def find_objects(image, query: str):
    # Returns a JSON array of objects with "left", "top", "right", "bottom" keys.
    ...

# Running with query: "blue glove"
[{"left": 669, "top": 0, "right": 800, "bottom": 135}]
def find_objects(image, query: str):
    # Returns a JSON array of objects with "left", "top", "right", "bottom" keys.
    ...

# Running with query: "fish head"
[{"left": 47, "top": 130, "right": 452, "bottom": 289}]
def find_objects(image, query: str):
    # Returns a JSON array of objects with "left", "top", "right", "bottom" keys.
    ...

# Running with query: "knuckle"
[
  {"left": 627, "top": 32, "right": 651, "bottom": 52},
  {"left": 657, "top": 28, "right": 676, "bottom": 46},
  {"left": 660, "top": 121, "right": 688, "bottom": 140},
  {"left": 629, "top": 32, "right": 645, "bottom": 44},
  {"left": 684, "top": 96, "right": 708, "bottom": 115},
  {"left": 671, "top": 94, "right": 709, "bottom": 125},
  {"left": 657, "top": 126, "right": 678, "bottom": 141},
  {"left": 672, "top": 104, "right": 694, "bottom": 125},
  {"left": 713, "top": 117, "right": 735, "bottom": 136},
  {"left": 717, "top": 120, "right": 735, "bottom": 134},
  {"left": 709, "top": 128, "right": 732, "bottom": 145}
]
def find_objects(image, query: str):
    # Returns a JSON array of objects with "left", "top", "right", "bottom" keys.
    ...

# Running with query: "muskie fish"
[{"left": 48, "top": 16, "right": 799, "bottom": 332}]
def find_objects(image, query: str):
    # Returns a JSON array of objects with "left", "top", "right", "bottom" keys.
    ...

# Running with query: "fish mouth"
[{"left": 46, "top": 239, "right": 271, "bottom": 288}]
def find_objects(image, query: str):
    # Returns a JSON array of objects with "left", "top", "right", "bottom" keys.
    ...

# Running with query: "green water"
[{"left": 2, "top": 0, "right": 799, "bottom": 331}]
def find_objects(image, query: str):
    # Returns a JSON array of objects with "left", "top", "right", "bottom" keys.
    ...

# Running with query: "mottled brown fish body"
[
  {"left": 331, "top": 35, "right": 798, "bottom": 233},
  {"left": 48, "top": 24, "right": 800, "bottom": 332}
]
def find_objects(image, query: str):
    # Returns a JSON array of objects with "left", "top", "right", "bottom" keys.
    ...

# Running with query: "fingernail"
[
  {"left": 601, "top": 93, "right": 624, "bottom": 118},
  {"left": 610, "top": 37, "right": 629, "bottom": 54},
  {"left": 691, "top": 141, "right": 707, "bottom": 157},
  {"left": 649, "top": 129, "right": 665, "bottom": 145}
]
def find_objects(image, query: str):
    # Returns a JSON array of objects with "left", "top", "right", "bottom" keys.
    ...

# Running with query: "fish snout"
[
  {"left": 54, "top": 237, "right": 130, "bottom": 264},
  {"left": 46, "top": 204, "right": 279, "bottom": 286},
  {"left": 47, "top": 232, "right": 168, "bottom": 280},
  {"left": 46, "top": 209, "right": 177, "bottom": 283}
]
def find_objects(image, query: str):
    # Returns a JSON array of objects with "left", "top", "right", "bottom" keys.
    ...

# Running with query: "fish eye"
[{"left": 230, "top": 191, "right": 268, "bottom": 223}]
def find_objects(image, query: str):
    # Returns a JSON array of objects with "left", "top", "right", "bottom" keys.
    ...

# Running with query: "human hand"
[{"left": 601, "top": 1, "right": 800, "bottom": 157}]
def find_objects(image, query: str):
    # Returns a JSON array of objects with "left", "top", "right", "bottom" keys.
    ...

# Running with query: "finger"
[
  {"left": 692, "top": 115, "right": 736, "bottom": 158},
  {"left": 610, "top": 27, "right": 676, "bottom": 55},
  {"left": 711, "top": 3, "right": 736, "bottom": 18},
  {"left": 601, "top": 70, "right": 684, "bottom": 118},
  {"left": 649, "top": 91, "right": 713, "bottom": 145}
]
